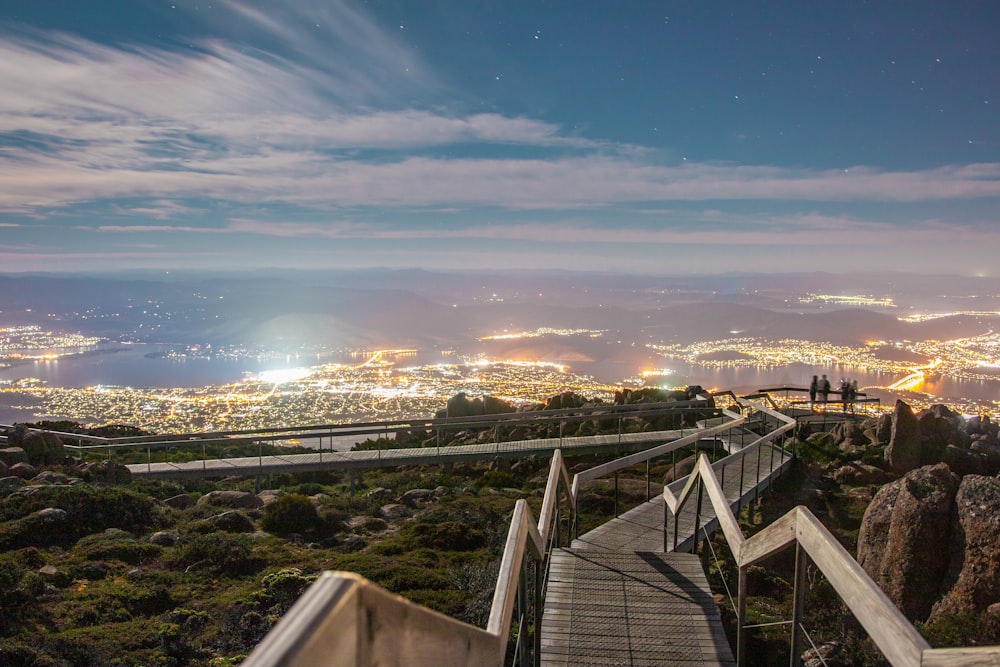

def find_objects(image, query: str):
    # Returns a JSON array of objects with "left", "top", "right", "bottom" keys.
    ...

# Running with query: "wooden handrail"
[
  {"left": 242, "top": 572, "right": 499, "bottom": 667},
  {"left": 664, "top": 410, "right": 1000, "bottom": 667}
]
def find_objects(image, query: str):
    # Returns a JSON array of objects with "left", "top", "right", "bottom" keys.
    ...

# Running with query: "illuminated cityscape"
[{"left": 2, "top": 305, "right": 999, "bottom": 431}]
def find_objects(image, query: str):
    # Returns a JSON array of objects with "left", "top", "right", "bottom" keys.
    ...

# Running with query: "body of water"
[{"left": 0, "top": 344, "right": 314, "bottom": 389}]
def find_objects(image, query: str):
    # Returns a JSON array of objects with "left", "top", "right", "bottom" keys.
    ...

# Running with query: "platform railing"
[{"left": 666, "top": 450, "right": 1000, "bottom": 667}]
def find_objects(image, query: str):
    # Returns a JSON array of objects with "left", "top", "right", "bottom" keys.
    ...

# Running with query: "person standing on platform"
[
  {"left": 819, "top": 374, "right": 831, "bottom": 408},
  {"left": 809, "top": 375, "right": 819, "bottom": 410}
]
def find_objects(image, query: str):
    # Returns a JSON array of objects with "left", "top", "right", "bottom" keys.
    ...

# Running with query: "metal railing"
[
  {"left": 665, "top": 433, "right": 1000, "bottom": 666},
  {"left": 5, "top": 400, "right": 719, "bottom": 475}
]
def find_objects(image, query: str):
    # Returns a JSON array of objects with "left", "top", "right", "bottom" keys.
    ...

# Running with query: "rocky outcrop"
[
  {"left": 930, "top": 475, "right": 1000, "bottom": 620},
  {"left": 443, "top": 392, "right": 515, "bottom": 418},
  {"left": 884, "top": 400, "right": 922, "bottom": 473},
  {"left": 857, "top": 463, "right": 959, "bottom": 621},
  {"left": 829, "top": 420, "right": 869, "bottom": 453}
]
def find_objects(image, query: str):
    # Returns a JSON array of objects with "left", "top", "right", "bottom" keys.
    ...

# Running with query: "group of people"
[{"left": 808, "top": 374, "right": 859, "bottom": 413}]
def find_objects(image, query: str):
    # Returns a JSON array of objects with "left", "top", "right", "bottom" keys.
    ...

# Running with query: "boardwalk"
[
  {"left": 126, "top": 427, "right": 695, "bottom": 479},
  {"left": 541, "top": 441, "right": 792, "bottom": 666}
]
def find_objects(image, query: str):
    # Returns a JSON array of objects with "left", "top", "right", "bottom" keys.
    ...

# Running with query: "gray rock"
[
  {"left": 400, "top": 488, "right": 434, "bottom": 507},
  {"left": 30, "top": 507, "right": 69, "bottom": 523},
  {"left": 0, "top": 446, "right": 26, "bottom": 466},
  {"left": 930, "top": 475, "right": 1000, "bottom": 620},
  {"left": 831, "top": 462, "right": 888, "bottom": 486},
  {"left": 81, "top": 461, "right": 132, "bottom": 484},
  {"left": 21, "top": 431, "right": 65, "bottom": 466},
  {"left": 149, "top": 531, "right": 179, "bottom": 546},
  {"left": 379, "top": 503, "right": 411, "bottom": 520},
  {"left": 885, "top": 400, "right": 922, "bottom": 474},
  {"left": 197, "top": 490, "right": 264, "bottom": 509},
  {"left": 257, "top": 489, "right": 282, "bottom": 506},
  {"left": 31, "top": 471, "right": 75, "bottom": 486},
  {"left": 364, "top": 487, "right": 394, "bottom": 502},
  {"left": 10, "top": 462, "right": 38, "bottom": 479},
  {"left": 0, "top": 476, "right": 27, "bottom": 496},
  {"left": 857, "top": 463, "right": 959, "bottom": 621}
]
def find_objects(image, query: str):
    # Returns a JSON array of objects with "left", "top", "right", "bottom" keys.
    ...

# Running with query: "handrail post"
[
  {"left": 646, "top": 459, "right": 650, "bottom": 502},
  {"left": 614, "top": 471, "right": 619, "bottom": 518},
  {"left": 663, "top": 497, "right": 669, "bottom": 552},
  {"left": 790, "top": 542, "right": 807, "bottom": 667},
  {"left": 737, "top": 565, "right": 748, "bottom": 667}
]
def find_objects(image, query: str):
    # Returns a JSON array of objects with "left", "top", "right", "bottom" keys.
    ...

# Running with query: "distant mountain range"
[{"left": 0, "top": 271, "right": 996, "bottom": 353}]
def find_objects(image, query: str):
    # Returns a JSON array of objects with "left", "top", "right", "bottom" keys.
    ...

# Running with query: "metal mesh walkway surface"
[
  {"left": 542, "top": 551, "right": 735, "bottom": 666},
  {"left": 541, "top": 440, "right": 791, "bottom": 665}
]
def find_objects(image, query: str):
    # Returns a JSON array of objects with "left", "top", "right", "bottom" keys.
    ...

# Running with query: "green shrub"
[
  {"left": 0, "top": 485, "right": 155, "bottom": 545},
  {"left": 399, "top": 521, "right": 484, "bottom": 551},
  {"left": 76, "top": 531, "right": 161, "bottom": 565},
  {"left": 476, "top": 470, "right": 517, "bottom": 489},
  {"left": 260, "top": 494, "right": 326, "bottom": 535},
  {"left": 169, "top": 533, "right": 260, "bottom": 575}
]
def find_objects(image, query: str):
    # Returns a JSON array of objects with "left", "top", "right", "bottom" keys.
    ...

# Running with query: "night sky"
[{"left": 1, "top": 1, "right": 998, "bottom": 275}]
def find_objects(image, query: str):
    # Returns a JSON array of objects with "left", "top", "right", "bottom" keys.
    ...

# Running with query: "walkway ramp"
[
  {"left": 542, "top": 441, "right": 792, "bottom": 666},
  {"left": 542, "top": 550, "right": 735, "bottom": 666}
]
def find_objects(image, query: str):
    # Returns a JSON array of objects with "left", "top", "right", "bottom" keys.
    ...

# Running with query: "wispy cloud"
[{"left": 2, "top": 3, "right": 998, "bottom": 222}]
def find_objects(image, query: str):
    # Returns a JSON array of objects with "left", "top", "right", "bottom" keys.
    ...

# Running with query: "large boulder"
[
  {"left": 930, "top": 475, "right": 1000, "bottom": 620},
  {"left": 884, "top": 400, "right": 922, "bottom": 474},
  {"left": 20, "top": 431, "right": 65, "bottom": 466},
  {"left": 857, "top": 463, "right": 959, "bottom": 621}
]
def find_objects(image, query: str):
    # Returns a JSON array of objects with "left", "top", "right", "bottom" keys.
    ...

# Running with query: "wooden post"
[
  {"left": 790, "top": 543, "right": 807, "bottom": 667},
  {"left": 646, "top": 459, "right": 651, "bottom": 501}
]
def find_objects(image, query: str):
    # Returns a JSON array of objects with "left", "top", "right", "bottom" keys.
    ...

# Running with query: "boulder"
[
  {"left": 0, "top": 476, "right": 27, "bottom": 496},
  {"left": 20, "top": 431, "right": 65, "bottom": 466},
  {"left": 379, "top": 503, "right": 411, "bottom": 521},
  {"left": 163, "top": 494, "right": 195, "bottom": 510},
  {"left": 885, "top": 400, "right": 922, "bottom": 474},
  {"left": 149, "top": 531, "right": 179, "bottom": 547},
  {"left": 30, "top": 471, "right": 76, "bottom": 486},
  {"left": 831, "top": 462, "right": 889, "bottom": 486},
  {"left": 364, "top": 487, "right": 394, "bottom": 502},
  {"left": 930, "top": 475, "right": 1000, "bottom": 620},
  {"left": 197, "top": 490, "right": 264, "bottom": 510},
  {"left": 0, "top": 446, "right": 26, "bottom": 466},
  {"left": 29, "top": 507, "right": 69, "bottom": 524},
  {"left": 257, "top": 489, "right": 282, "bottom": 506},
  {"left": 0, "top": 460, "right": 7, "bottom": 477},
  {"left": 400, "top": 488, "right": 434, "bottom": 507},
  {"left": 10, "top": 462, "right": 38, "bottom": 479},
  {"left": 943, "top": 445, "right": 987, "bottom": 477},
  {"left": 81, "top": 461, "right": 133, "bottom": 485},
  {"left": 857, "top": 463, "right": 959, "bottom": 621}
]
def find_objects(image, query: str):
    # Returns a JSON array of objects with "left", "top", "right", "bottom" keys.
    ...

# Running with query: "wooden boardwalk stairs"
[{"left": 541, "top": 436, "right": 790, "bottom": 666}]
